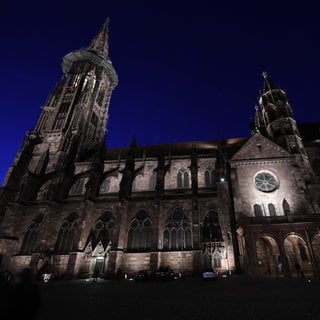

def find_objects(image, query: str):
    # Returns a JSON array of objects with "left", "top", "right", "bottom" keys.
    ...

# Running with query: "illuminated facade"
[{"left": 1, "top": 21, "right": 320, "bottom": 279}]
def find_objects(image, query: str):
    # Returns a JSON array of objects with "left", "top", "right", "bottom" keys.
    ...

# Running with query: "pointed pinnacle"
[{"left": 88, "top": 19, "right": 110, "bottom": 57}]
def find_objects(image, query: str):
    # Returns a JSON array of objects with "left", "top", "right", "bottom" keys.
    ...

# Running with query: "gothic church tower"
[
  {"left": 230, "top": 72, "right": 320, "bottom": 278},
  {"left": 1, "top": 20, "right": 118, "bottom": 206},
  {"left": 255, "top": 72, "right": 313, "bottom": 182}
]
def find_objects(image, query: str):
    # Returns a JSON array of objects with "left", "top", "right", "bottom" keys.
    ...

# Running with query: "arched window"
[
  {"left": 69, "top": 178, "right": 88, "bottom": 195},
  {"left": 268, "top": 203, "right": 276, "bottom": 216},
  {"left": 254, "top": 204, "right": 263, "bottom": 217},
  {"left": 20, "top": 214, "right": 44, "bottom": 254},
  {"left": 127, "top": 210, "right": 152, "bottom": 251},
  {"left": 282, "top": 198, "right": 290, "bottom": 215},
  {"left": 96, "top": 84, "right": 106, "bottom": 106},
  {"left": 89, "top": 211, "right": 115, "bottom": 249},
  {"left": 213, "top": 255, "right": 222, "bottom": 268},
  {"left": 201, "top": 210, "right": 223, "bottom": 242},
  {"left": 205, "top": 167, "right": 215, "bottom": 187},
  {"left": 163, "top": 209, "right": 192, "bottom": 250},
  {"left": 177, "top": 168, "right": 189, "bottom": 189},
  {"left": 55, "top": 212, "right": 78, "bottom": 253}
]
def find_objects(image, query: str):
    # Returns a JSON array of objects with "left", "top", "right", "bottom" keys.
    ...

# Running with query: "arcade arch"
[
  {"left": 284, "top": 234, "right": 312, "bottom": 276},
  {"left": 255, "top": 235, "right": 280, "bottom": 276}
]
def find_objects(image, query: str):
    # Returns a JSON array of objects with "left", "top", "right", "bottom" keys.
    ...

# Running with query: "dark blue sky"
[{"left": 1, "top": 1, "right": 319, "bottom": 185}]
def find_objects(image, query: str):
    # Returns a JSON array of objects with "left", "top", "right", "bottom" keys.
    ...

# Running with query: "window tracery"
[
  {"left": 127, "top": 210, "right": 152, "bottom": 251},
  {"left": 163, "top": 209, "right": 192, "bottom": 250}
]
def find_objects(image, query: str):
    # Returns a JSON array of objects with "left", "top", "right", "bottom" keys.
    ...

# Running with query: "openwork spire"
[
  {"left": 88, "top": 18, "right": 109, "bottom": 57},
  {"left": 262, "top": 71, "right": 277, "bottom": 93}
]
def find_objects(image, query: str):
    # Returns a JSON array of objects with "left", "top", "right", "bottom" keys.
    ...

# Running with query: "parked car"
[
  {"left": 202, "top": 267, "right": 218, "bottom": 280},
  {"left": 134, "top": 270, "right": 154, "bottom": 282},
  {"left": 155, "top": 266, "right": 175, "bottom": 281}
]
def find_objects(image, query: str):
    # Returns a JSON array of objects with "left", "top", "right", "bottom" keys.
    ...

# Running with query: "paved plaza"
[{"left": 5, "top": 274, "right": 320, "bottom": 320}]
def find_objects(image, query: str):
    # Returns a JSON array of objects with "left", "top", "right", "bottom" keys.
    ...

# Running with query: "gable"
[{"left": 230, "top": 133, "right": 290, "bottom": 161}]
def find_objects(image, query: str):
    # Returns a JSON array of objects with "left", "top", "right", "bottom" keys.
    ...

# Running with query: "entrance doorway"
[{"left": 93, "top": 257, "right": 105, "bottom": 274}]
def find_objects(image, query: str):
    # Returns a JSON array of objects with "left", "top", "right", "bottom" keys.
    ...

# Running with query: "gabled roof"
[{"left": 231, "top": 132, "right": 290, "bottom": 162}]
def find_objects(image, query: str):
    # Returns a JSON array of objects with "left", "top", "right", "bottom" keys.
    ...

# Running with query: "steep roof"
[
  {"left": 105, "top": 138, "right": 247, "bottom": 160},
  {"left": 97, "top": 122, "right": 320, "bottom": 162}
]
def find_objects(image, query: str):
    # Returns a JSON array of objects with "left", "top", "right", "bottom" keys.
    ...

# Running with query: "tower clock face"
[{"left": 254, "top": 172, "right": 277, "bottom": 192}]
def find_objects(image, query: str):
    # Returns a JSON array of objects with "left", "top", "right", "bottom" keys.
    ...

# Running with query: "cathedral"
[{"left": 1, "top": 20, "right": 320, "bottom": 280}]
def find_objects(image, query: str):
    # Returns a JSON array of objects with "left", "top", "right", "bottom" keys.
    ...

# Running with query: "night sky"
[{"left": 1, "top": 1, "right": 319, "bottom": 185}]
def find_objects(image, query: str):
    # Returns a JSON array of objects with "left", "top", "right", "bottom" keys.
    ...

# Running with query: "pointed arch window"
[
  {"left": 127, "top": 210, "right": 153, "bottom": 251},
  {"left": 96, "top": 85, "right": 106, "bottom": 106},
  {"left": 254, "top": 204, "right": 263, "bottom": 217},
  {"left": 88, "top": 112, "right": 98, "bottom": 142},
  {"left": 201, "top": 210, "right": 223, "bottom": 242},
  {"left": 282, "top": 198, "right": 290, "bottom": 215},
  {"left": 37, "top": 112, "right": 49, "bottom": 131},
  {"left": 69, "top": 178, "right": 88, "bottom": 195},
  {"left": 163, "top": 209, "right": 192, "bottom": 250},
  {"left": 20, "top": 214, "right": 44, "bottom": 254},
  {"left": 89, "top": 211, "right": 115, "bottom": 249},
  {"left": 268, "top": 203, "right": 276, "bottom": 216},
  {"left": 205, "top": 167, "right": 215, "bottom": 187},
  {"left": 54, "top": 102, "right": 69, "bottom": 130},
  {"left": 213, "top": 255, "right": 222, "bottom": 268},
  {"left": 55, "top": 212, "right": 78, "bottom": 253},
  {"left": 177, "top": 168, "right": 189, "bottom": 189}
]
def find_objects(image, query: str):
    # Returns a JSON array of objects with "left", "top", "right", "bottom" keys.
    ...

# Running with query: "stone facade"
[{"left": 0, "top": 21, "right": 320, "bottom": 280}]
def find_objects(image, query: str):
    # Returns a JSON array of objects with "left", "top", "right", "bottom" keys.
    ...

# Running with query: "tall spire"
[
  {"left": 88, "top": 18, "right": 109, "bottom": 57},
  {"left": 262, "top": 71, "right": 277, "bottom": 93}
]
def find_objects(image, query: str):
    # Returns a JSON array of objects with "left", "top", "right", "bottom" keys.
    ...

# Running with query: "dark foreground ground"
[{"left": 5, "top": 274, "right": 320, "bottom": 320}]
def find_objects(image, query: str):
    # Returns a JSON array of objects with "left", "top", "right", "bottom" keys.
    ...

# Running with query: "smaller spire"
[
  {"left": 87, "top": 19, "right": 110, "bottom": 57},
  {"left": 251, "top": 105, "right": 264, "bottom": 135},
  {"left": 262, "top": 71, "right": 277, "bottom": 93}
]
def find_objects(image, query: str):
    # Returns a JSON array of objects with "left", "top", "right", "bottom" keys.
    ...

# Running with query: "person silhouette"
[
  {"left": 93, "top": 268, "right": 99, "bottom": 282},
  {"left": 295, "top": 261, "right": 302, "bottom": 278}
]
